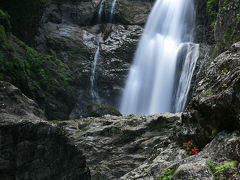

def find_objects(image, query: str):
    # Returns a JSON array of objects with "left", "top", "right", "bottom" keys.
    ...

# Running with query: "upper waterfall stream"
[{"left": 120, "top": 0, "right": 199, "bottom": 115}]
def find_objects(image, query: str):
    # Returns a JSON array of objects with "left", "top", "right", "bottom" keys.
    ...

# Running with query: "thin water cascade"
[
  {"left": 90, "top": 0, "right": 105, "bottom": 102},
  {"left": 110, "top": 0, "right": 117, "bottom": 22},
  {"left": 90, "top": 41, "right": 100, "bottom": 103},
  {"left": 120, "top": 0, "right": 199, "bottom": 115},
  {"left": 98, "top": 0, "right": 106, "bottom": 23}
]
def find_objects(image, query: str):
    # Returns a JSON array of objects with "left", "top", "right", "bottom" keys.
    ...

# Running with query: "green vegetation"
[
  {"left": 215, "top": 1, "right": 240, "bottom": 53},
  {"left": 0, "top": 25, "right": 13, "bottom": 50},
  {"left": 0, "top": 9, "right": 11, "bottom": 31},
  {"left": 224, "top": 0, "right": 232, "bottom": 6},
  {"left": 205, "top": 90, "right": 213, "bottom": 96},
  {"left": 86, "top": 104, "right": 121, "bottom": 117},
  {"left": 221, "top": 68, "right": 228, "bottom": 75},
  {"left": 206, "top": 0, "right": 219, "bottom": 29},
  {"left": 0, "top": 0, "right": 47, "bottom": 39},
  {"left": 128, "top": 114, "right": 135, "bottom": 118},
  {"left": 0, "top": 8, "right": 74, "bottom": 119},
  {"left": 222, "top": 83, "right": 227, "bottom": 88},
  {"left": 209, "top": 129, "right": 218, "bottom": 139},
  {"left": 0, "top": 35, "right": 72, "bottom": 94},
  {"left": 208, "top": 160, "right": 238, "bottom": 179},
  {"left": 159, "top": 169, "right": 175, "bottom": 180},
  {"left": 183, "top": 141, "right": 198, "bottom": 155}
]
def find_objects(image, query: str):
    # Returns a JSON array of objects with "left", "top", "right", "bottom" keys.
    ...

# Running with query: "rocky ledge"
[
  {"left": 0, "top": 81, "right": 90, "bottom": 180},
  {"left": 54, "top": 113, "right": 240, "bottom": 180}
]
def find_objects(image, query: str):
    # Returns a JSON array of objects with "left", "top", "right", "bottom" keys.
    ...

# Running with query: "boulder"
[
  {"left": 54, "top": 113, "right": 181, "bottom": 179},
  {"left": 0, "top": 81, "right": 91, "bottom": 180},
  {"left": 186, "top": 42, "right": 240, "bottom": 138},
  {"left": 80, "top": 103, "right": 122, "bottom": 118}
]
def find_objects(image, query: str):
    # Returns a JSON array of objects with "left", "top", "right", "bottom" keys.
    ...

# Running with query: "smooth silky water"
[
  {"left": 90, "top": 0, "right": 106, "bottom": 102},
  {"left": 120, "top": 0, "right": 199, "bottom": 115},
  {"left": 110, "top": 0, "right": 117, "bottom": 22}
]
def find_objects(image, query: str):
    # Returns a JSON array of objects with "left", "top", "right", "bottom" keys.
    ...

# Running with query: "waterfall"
[
  {"left": 90, "top": 0, "right": 106, "bottom": 102},
  {"left": 120, "top": 0, "right": 199, "bottom": 115},
  {"left": 110, "top": 0, "right": 117, "bottom": 22},
  {"left": 172, "top": 43, "right": 199, "bottom": 112},
  {"left": 98, "top": 0, "right": 106, "bottom": 23},
  {"left": 90, "top": 42, "right": 100, "bottom": 103}
]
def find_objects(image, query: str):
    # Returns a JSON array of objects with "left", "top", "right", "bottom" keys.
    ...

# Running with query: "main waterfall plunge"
[{"left": 120, "top": 0, "right": 199, "bottom": 115}]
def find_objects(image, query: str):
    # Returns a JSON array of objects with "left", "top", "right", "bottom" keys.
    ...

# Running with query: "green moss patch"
[
  {"left": 0, "top": 9, "right": 11, "bottom": 31},
  {"left": 207, "top": 0, "right": 219, "bottom": 29}
]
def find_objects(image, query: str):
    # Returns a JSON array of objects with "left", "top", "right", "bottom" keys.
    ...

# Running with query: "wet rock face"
[
  {"left": 0, "top": 81, "right": 91, "bottom": 180},
  {"left": 194, "top": 0, "right": 214, "bottom": 44},
  {"left": 188, "top": 42, "right": 240, "bottom": 133},
  {"left": 214, "top": 0, "right": 240, "bottom": 54},
  {"left": 35, "top": 1, "right": 144, "bottom": 117},
  {"left": 104, "top": 0, "right": 153, "bottom": 25}
]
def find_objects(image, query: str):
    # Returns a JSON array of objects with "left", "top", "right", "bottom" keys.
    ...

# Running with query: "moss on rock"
[
  {"left": 80, "top": 103, "right": 122, "bottom": 118},
  {"left": 0, "top": 9, "right": 77, "bottom": 120}
]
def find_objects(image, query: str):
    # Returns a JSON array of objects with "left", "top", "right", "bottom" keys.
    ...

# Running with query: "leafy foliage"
[
  {"left": 0, "top": 25, "right": 13, "bottom": 50},
  {"left": 208, "top": 160, "right": 238, "bottom": 179},
  {"left": 183, "top": 141, "right": 198, "bottom": 156},
  {"left": 159, "top": 169, "right": 175, "bottom": 180}
]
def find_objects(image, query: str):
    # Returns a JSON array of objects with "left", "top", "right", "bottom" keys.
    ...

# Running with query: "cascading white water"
[
  {"left": 172, "top": 43, "right": 199, "bottom": 112},
  {"left": 110, "top": 0, "right": 117, "bottom": 22},
  {"left": 120, "top": 0, "right": 199, "bottom": 115}
]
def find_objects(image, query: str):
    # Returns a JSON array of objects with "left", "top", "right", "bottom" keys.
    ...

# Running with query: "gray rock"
[
  {"left": 0, "top": 81, "right": 91, "bottom": 180},
  {"left": 36, "top": 20, "right": 143, "bottom": 117},
  {"left": 34, "top": 0, "right": 147, "bottom": 118},
  {"left": 188, "top": 42, "right": 240, "bottom": 133},
  {"left": 80, "top": 103, "right": 122, "bottom": 118},
  {"left": 214, "top": 0, "right": 240, "bottom": 55},
  {"left": 121, "top": 130, "right": 240, "bottom": 180},
  {"left": 55, "top": 113, "right": 181, "bottom": 179}
]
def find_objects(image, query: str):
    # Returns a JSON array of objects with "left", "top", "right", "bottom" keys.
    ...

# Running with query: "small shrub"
[
  {"left": 159, "top": 169, "right": 175, "bottom": 180},
  {"left": 208, "top": 160, "right": 238, "bottom": 179},
  {"left": 209, "top": 129, "right": 218, "bottom": 139},
  {"left": 183, "top": 141, "right": 198, "bottom": 155},
  {"left": 128, "top": 114, "right": 135, "bottom": 118},
  {"left": 205, "top": 90, "right": 213, "bottom": 95},
  {"left": 222, "top": 83, "right": 227, "bottom": 88},
  {"left": 221, "top": 68, "right": 228, "bottom": 75}
]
